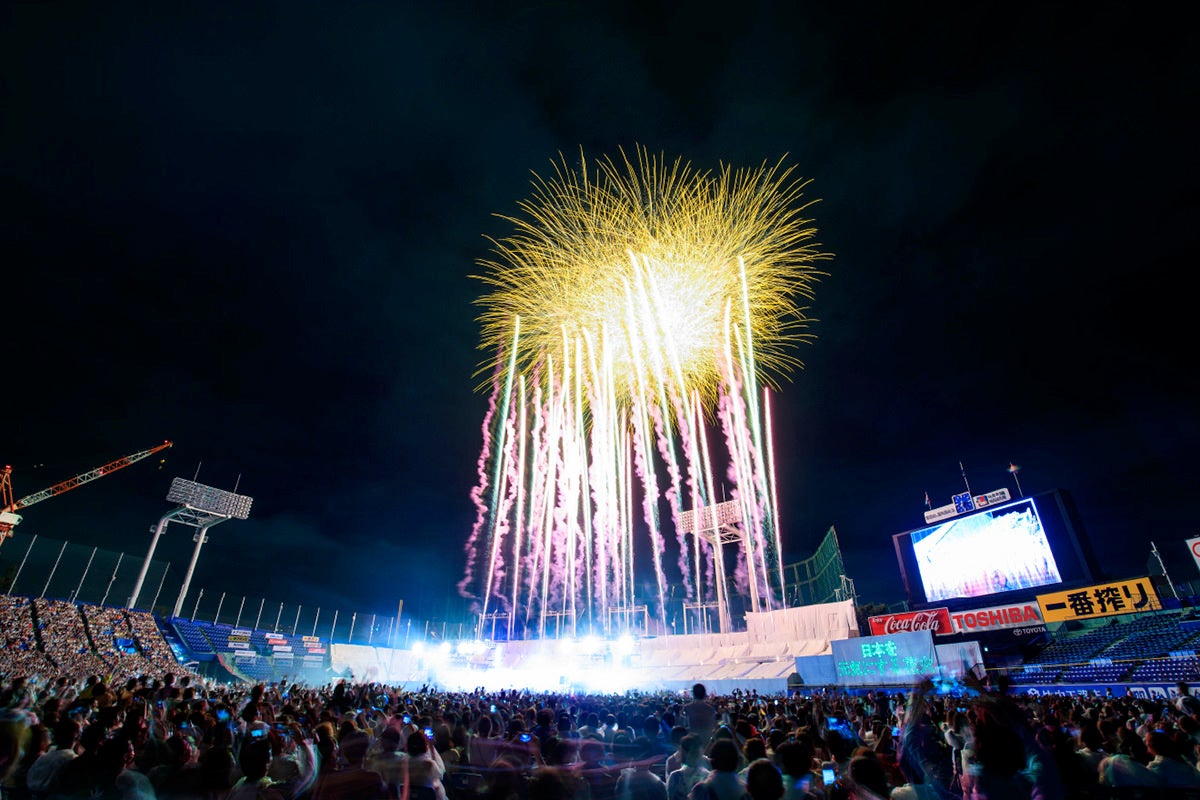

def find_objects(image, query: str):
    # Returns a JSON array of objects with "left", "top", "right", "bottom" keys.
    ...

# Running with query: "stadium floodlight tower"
[
  {"left": 679, "top": 499, "right": 768, "bottom": 634},
  {"left": 128, "top": 477, "right": 253, "bottom": 617}
]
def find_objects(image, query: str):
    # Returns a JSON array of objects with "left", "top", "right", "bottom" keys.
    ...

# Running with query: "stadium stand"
[
  {"left": 1009, "top": 609, "right": 1200, "bottom": 687},
  {"left": 170, "top": 616, "right": 217, "bottom": 658}
]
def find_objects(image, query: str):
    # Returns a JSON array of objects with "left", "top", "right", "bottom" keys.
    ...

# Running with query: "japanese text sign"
[
  {"left": 831, "top": 629, "right": 937, "bottom": 687},
  {"left": 1036, "top": 577, "right": 1160, "bottom": 623}
]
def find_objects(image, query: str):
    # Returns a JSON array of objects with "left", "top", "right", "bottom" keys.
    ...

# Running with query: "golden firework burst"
[{"left": 474, "top": 146, "right": 830, "bottom": 406}]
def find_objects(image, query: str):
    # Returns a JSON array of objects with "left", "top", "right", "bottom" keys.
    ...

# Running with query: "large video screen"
[
  {"left": 892, "top": 490, "right": 1099, "bottom": 608},
  {"left": 910, "top": 499, "right": 1060, "bottom": 602}
]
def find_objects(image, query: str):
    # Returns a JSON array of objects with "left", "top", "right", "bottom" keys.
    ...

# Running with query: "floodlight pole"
[
  {"left": 131, "top": 510, "right": 177, "bottom": 609},
  {"left": 173, "top": 522, "right": 229, "bottom": 618},
  {"left": 131, "top": 477, "right": 253, "bottom": 614},
  {"left": 129, "top": 507, "right": 220, "bottom": 610},
  {"left": 100, "top": 554, "right": 123, "bottom": 608},
  {"left": 71, "top": 546, "right": 97, "bottom": 603},
  {"left": 6, "top": 534, "right": 37, "bottom": 597},
  {"left": 1151, "top": 541, "right": 1180, "bottom": 600}
]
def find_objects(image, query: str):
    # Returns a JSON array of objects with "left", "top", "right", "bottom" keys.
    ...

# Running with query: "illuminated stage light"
[
  {"left": 412, "top": 641, "right": 425, "bottom": 655},
  {"left": 614, "top": 634, "right": 636, "bottom": 655},
  {"left": 438, "top": 641, "right": 453, "bottom": 657}
]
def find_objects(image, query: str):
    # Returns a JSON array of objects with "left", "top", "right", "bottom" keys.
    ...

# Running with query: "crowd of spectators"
[
  {"left": 2, "top": 667, "right": 1200, "bottom": 800},
  {"left": 0, "top": 596, "right": 198, "bottom": 689},
  {"left": 4, "top": 596, "right": 1200, "bottom": 798},
  {"left": 79, "top": 606, "right": 186, "bottom": 682},
  {"left": 32, "top": 599, "right": 113, "bottom": 680},
  {"left": 128, "top": 611, "right": 184, "bottom": 675},
  {"left": 83, "top": 605, "right": 148, "bottom": 675},
  {"left": 0, "top": 598, "right": 54, "bottom": 679}
]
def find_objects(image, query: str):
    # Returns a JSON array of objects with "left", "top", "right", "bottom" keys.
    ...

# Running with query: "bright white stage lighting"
[{"left": 614, "top": 634, "right": 636, "bottom": 655}]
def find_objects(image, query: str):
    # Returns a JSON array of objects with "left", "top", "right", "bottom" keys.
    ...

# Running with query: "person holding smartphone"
[{"left": 405, "top": 728, "right": 448, "bottom": 800}]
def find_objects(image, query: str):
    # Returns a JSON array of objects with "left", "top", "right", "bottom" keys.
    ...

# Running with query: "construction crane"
[{"left": 0, "top": 440, "right": 173, "bottom": 544}]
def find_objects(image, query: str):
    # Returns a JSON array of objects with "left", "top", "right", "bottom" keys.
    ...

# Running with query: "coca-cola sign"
[{"left": 868, "top": 607, "right": 952, "bottom": 636}]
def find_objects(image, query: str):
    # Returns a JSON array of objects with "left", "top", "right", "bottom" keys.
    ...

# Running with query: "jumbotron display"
[
  {"left": 893, "top": 489, "right": 1100, "bottom": 608},
  {"left": 912, "top": 499, "right": 1060, "bottom": 601}
]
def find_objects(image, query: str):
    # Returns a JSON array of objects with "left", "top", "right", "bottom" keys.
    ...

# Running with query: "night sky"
[{"left": 2, "top": 3, "right": 1195, "bottom": 623}]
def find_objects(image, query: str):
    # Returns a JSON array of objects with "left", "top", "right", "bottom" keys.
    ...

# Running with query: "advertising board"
[
  {"left": 868, "top": 608, "right": 952, "bottom": 636},
  {"left": 1037, "top": 577, "right": 1160, "bottom": 623}
]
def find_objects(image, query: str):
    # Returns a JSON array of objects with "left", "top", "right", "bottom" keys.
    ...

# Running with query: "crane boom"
[{"left": 0, "top": 440, "right": 173, "bottom": 541}]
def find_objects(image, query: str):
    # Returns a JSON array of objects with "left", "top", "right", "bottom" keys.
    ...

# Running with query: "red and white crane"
[{"left": 0, "top": 441, "right": 173, "bottom": 543}]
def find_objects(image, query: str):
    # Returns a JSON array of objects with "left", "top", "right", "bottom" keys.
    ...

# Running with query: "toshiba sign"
[
  {"left": 867, "top": 608, "right": 952, "bottom": 636},
  {"left": 950, "top": 603, "right": 1045, "bottom": 633}
]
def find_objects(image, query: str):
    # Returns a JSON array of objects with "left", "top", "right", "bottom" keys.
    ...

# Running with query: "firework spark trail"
[
  {"left": 608, "top": 358, "right": 630, "bottom": 625},
  {"left": 482, "top": 372, "right": 520, "bottom": 618},
  {"left": 647, "top": 397, "right": 692, "bottom": 601},
  {"left": 528, "top": 376, "right": 559, "bottom": 623},
  {"left": 717, "top": 309, "right": 755, "bottom": 589},
  {"left": 536, "top": 362, "right": 563, "bottom": 633},
  {"left": 739, "top": 249, "right": 789, "bottom": 603},
  {"left": 509, "top": 376, "right": 528, "bottom": 639},
  {"left": 674, "top": 389, "right": 712, "bottom": 601},
  {"left": 580, "top": 340, "right": 601, "bottom": 558},
  {"left": 679, "top": 391, "right": 707, "bottom": 602},
  {"left": 625, "top": 272, "right": 689, "bottom": 608},
  {"left": 564, "top": 340, "right": 588, "bottom": 631},
  {"left": 570, "top": 334, "right": 594, "bottom": 624},
  {"left": 725, "top": 324, "right": 767, "bottom": 608},
  {"left": 765, "top": 388, "right": 786, "bottom": 597},
  {"left": 523, "top": 382, "right": 549, "bottom": 622},
  {"left": 458, "top": 360, "right": 504, "bottom": 601},
  {"left": 480, "top": 320, "right": 522, "bottom": 620},
  {"left": 693, "top": 388, "right": 726, "bottom": 620},
  {"left": 733, "top": 320, "right": 777, "bottom": 609},
  {"left": 520, "top": 383, "right": 544, "bottom": 623},
  {"left": 621, "top": 421, "right": 637, "bottom": 616},
  {"left": 632, "top": 399, "right": 668, "bottom": 618},
  {"left": 717, "top": 382, "right": 751, "bottom": 599},
  {"left": 553, "top": 357, "right": 585, "bottom": 626}
]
